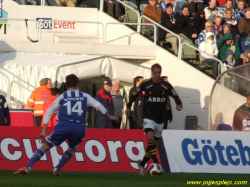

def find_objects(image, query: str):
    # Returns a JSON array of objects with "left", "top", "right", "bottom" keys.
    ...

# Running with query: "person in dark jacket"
[
  {"left": 0, "top": 95, "right": 11, "bottom": 126},
  {"left": 128, "top": 76, "right": 144, "bottom": 129},
  {"left": 233, "top": 94, "right": 250, "bottom": 131},
  {"left": 194, "top": 10, "right": 207, "bottom": 34},
  {"left": 180, "top": 5, "right": 198, "bottom": 43},
  {"left": 159, "top": 4, "right": 184, "bottom": 55},
  {"left": 95, "top": 80, "right": 114, "bottom": 128}
]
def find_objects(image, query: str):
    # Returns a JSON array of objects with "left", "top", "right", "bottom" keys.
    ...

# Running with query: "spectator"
[
  {"left": 217, "top": 0, "right": 226, "bottom": 6},
  {"left": 0, "top": 95, "right": 11, "bottom": 126},
  {"left": 189, "top": 0, "right": 204, "bottom": 17},
  {"left": 223, "top": 49, "right": 236, "bottom": 68},
  {"left": 105, "top": 0, "right": 120, "bottom": 19},
  {"left": 95, "top": 80, "right": 114, "bottom": 128},
  {"left": 13, "top": 0, "right": 36, "bottom": 5},
  {"left": 174, "top": 0, "right": 188, "bottom": 15},
  {"left": 222, "top": 9, "right": 239, "bottom": 38},
  {"left": 213, "top": 16, "right": 223, "bottom": 37},
  {"left": 55, "top": 0, "right": 75, "bottom": 7},
  {"left": 194, "top": 10, "right": 207, "bottom": 34},
  {"left": 198, "top": 20, "right": 216, "bottom": 46},
  {"left": 233, "top": 94, "right": 250, "bottom": 131},
  {"left": 180, "top": 5, "right": 198, "bottom": 43},
  {"left": 239, "top": 52, "right": 250, "bottom": 65},
  {"left": 161, "top": 75, "right": 168, "bottom": 82},
  {"left": 143, "top": 0, "right": 162, "bottom": 39},
  {"left": 198, "top": 32, "right": 219, "bottom": 78},
  {"left": 159, "top": 0, "right": 176, "bottom": 13},
  {"left": 219, "top": 0, "right": 240, "bottom": 21},
  {"left": 238, "top": 7, "right": 250, "bottom": 52},
  {"left": 204, "top": 0, "right": 219, "bottom": 21},
  {"left": 159, "top": 4, "right": 184, "bottom": 55},
  {"left": 14, "top": 0, "right": 58, "bottom": 5},
  {"left": 236, "top": 0, "right": 246, "bottom": 20},
  {"left": 128, "top": 76, "right": 144, "bottom": 129},
  {"left": 41, "top": 88, "right": 60, "bottom": 127},
  {"left": 110, "top": 79, "right": 123, "bottom": 129},
  {"left": 217, "top": 23, "right": 231, "bottom": 39},
  {"left": 27, "top": 78, "right": 52, "bottom": 127},
  {"left": 217, "top": 32, "right": 240, "bottom": 61},
  {"left": 161, "top": 76, "right": 172, "bottom": 129}
]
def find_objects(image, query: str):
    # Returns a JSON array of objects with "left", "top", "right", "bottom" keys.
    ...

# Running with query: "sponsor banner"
[
  {"left": 2, "top": 1, "right": 99, "bottom": 42},
  {"left": 163, "top": 130, "right": 250, "bottom": 173},
  {"left": 0, "top": 127, "right": 156, "bottom": 172}
]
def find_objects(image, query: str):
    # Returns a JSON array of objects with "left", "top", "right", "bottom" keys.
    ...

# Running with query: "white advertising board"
[
  {"left": 163, "top": 130, "right": 250, "bottom": 173},
  {"left": 1, "top": 0, "right": 98, "bottom": 42}
]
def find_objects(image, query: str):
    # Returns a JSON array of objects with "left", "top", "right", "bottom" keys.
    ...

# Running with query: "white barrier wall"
[
  {"left": 210, "top": 82, "right": 246, "bottom": 130},
  {"left": 163, "top": 130, "right": 250, "bottom": 173},
  {"left": 155, "top": 48, "right": 214, "bottom": 130}
]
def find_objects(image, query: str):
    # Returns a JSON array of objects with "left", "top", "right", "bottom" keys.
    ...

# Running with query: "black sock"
[
  {"left": 140, "top": 142, "right": 157, "bottom": 167},
  {"left": 148, "top": 142, "right": 159, "bottom": 164}
]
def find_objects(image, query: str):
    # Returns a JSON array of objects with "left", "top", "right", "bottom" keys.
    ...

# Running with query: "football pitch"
[{"left": 1, "top": 171, "right": 250, "bottom": 187}]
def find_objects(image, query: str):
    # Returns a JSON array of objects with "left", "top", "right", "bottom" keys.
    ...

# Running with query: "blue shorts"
[{"left": 45, "top": 121, "right": 86, "bottom": 149}]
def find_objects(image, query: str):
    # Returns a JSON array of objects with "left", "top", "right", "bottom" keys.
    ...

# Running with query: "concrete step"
[{"left": 53, "top": 35, "right": 103, "bottom": 44}]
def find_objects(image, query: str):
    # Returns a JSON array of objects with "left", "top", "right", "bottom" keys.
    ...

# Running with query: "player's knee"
[{"left": 67, "top": 148, "right": 75, "bottom": 154}]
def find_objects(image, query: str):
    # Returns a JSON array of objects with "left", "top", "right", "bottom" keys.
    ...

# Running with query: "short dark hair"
[
  {"left": 165, "top": 4, "right": 173, "bottom": 9},
  {"left": 65, "top": 74, "right": 79, "bottom": 88},
  {"left": 133, "top": 76, "right": 143, "bottom": 87},
  {"left": 182, "top": 5, "right": 189, "bottom": 11},
  {"left": 151, "top": 63, "right": 162, "bottom": 71},
  {"left": 50, "top": 87, "right": 60, "bottom": 96}
]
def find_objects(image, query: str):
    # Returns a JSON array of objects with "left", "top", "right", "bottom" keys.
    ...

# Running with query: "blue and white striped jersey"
[{"left": 44, "top": 90, "right": 107, "bottom": 125}]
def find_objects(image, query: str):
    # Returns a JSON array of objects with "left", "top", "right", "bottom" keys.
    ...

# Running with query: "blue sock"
[
  {"left": 27, "top": 148, "right": 45, "bottom": 168},
  {"left": 55, "top": 149, "right": 74, "bottom": 170}
]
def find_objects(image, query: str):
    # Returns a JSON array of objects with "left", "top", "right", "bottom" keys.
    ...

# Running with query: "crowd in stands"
[
  {"left": 12, "top": 0, "right": 100, "bottom": 7},
  {"left": 12, "top": 0, "right": 250, "bottom": 77},
  {"left": 133, "top": 0, "right": 250, "bottom": 78}
]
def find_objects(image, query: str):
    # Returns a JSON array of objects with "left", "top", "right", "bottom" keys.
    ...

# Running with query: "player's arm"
[
  {"left": 86, "top": 94, "right": 119, "bottom": 122},
  {"left": 167, "top": 83, "right": 182, "bottom": 111},
  {"left": 39, "top": 95, "right": 61, "bottom": 142},
  {"left": 125, "top": 83, "right": 144, "bottom": 117}
]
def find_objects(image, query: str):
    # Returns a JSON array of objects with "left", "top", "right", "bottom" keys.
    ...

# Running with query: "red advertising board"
[{"left": 0, "top": 127, "right": 157, "bottom": 172}]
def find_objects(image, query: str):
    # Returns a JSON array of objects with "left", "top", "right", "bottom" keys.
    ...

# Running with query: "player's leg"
[
  {"left": 137, "top": 119, "right": 156, "bottom": 175},
  {"left": 153, "top": 123, "right": 165, "bottom": 174},
  {"left": 14, "top": 138, "right": 52, "bottom": 175},
  {"left": 53, "top": 123, "right": 86, "bottom": 176}
]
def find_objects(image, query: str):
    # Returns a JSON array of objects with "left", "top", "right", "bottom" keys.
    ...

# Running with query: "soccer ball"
[{"left": 147, "top": 163, "right": 163, "bottom": 176}]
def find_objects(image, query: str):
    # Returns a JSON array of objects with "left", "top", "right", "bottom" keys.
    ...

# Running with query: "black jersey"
[{"left": 127, "top": 78, "right": 182, "bottom": 124}]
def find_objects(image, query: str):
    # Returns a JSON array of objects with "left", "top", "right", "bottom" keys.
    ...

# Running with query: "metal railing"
[
  {"left": 180, "top": 42, "right": 225, "bottom": 73},
  {"left": 0, "top": 18, "right": 104, "bottom": 43},
  {"left": 116, "top": 0, "right": 141, "bottom": 32},
  {"left": 140, "top": 15, "right": 182, "bottom": 58},
  {"left": 0, "top": 18, "right": 40, "bottom": 42},
  {"left": 105, "top": 22, "right": 156, "bottom": 45},
  {"left": 9, "top": 81, "right": 33, "bottom": 105}
]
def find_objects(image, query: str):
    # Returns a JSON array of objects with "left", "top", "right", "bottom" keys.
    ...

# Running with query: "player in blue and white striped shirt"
[{"left": 14, "top": 74, "right": 118, "bottom": 176}]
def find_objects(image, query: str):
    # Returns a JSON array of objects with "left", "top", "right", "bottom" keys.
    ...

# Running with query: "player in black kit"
[{"left": 125, "top": 63, "right": 182, "bottom": 175}]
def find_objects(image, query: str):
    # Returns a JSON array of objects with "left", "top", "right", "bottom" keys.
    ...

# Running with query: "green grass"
[{"left": 1, "top": 171, "right": 250, "bottom": 187}]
